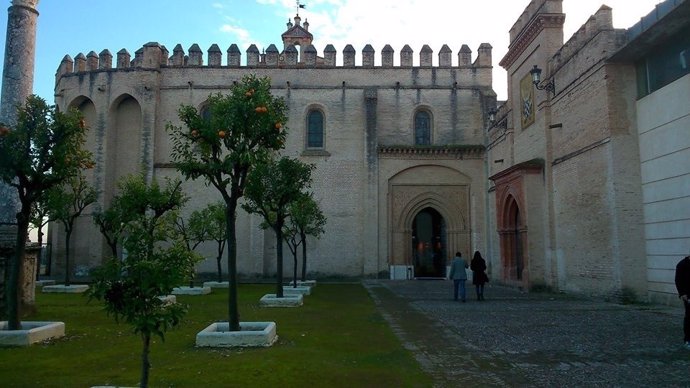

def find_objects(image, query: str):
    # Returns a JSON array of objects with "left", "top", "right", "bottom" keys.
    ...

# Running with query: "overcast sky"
[{"left": 0, "top": 0, "right": 663, "bottom": 102}]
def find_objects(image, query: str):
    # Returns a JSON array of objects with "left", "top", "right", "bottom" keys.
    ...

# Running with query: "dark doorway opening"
[{"left": 412, "top": 207, "right": 447, "bottom": 278}]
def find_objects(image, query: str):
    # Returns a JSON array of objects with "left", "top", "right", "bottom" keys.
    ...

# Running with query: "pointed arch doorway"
[
  {"left": 411, "top": 207, "right": 447, "bottom": 278},
  {"left": 388, "top": 165, "right": 472, "bottom": 280}
]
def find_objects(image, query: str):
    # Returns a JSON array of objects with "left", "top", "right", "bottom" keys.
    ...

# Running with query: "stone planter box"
[
  {"left": 0, "top": 321, "right": 65, "bottom": 346},
  {"left": 171, "top": 286, "right": 211, "bottom": 295},
  {"left": 282, "top": 285, "right": 312, "bottom": 295},
  {"left": 285, "top": 280, "right": 316, "bottom": 288},
  {"left": 157, "top": 295, "right": 176, "bottom": 305},
  {"left": 196, "top": 321, "right": 277, "bottom": 347},
  {"left": 42, "top": 284, "right": 89, "bottom": 293},
  {"left": 35, "top": 280, "right": 55, "bottom": 287},
  {"left": 202, "top": 281, "right": 229, "bottom": 289},
  {"left": 259, "top": 293, "right": 304, "bottom": 307}
]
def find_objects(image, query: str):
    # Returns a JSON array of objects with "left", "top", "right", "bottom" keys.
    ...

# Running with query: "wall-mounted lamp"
[{"left": 530, "top": 65, "right": 555, "bottom": 94}]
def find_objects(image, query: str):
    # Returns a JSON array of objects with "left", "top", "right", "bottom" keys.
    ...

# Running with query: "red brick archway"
[{"left": 490, "top": 159, "right": 543, "bottom": 287}]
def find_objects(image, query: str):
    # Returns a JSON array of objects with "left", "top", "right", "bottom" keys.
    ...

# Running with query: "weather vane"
[{"left": 296, "top": 0, "right": 306, "bottom": 14}]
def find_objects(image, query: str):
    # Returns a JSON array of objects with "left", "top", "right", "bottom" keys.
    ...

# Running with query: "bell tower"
[{"left": 281, "top": 12, "right": 313, "bottom": 63}]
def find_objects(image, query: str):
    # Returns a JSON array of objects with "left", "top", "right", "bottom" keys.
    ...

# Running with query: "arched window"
[
  {"left": 414, "top": 110, "right": 431, "bottom": 145},
  {"left": 200, "top": 105, "right": 211, "bottom": 122},
  {"left": 307, "top": 109, "right": 324, "bottom": 148}
]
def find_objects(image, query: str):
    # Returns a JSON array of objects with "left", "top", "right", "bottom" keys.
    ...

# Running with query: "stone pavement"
[{"left": 363, "top": 280, "right": 690, "bottom": 388}]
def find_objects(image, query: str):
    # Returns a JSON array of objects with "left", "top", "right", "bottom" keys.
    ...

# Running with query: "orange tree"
[
  {"left": 45, "top": 171, "right": 97, "bottom": 286},
  {"left": 243, "top": 157, "right": 314, "bottom": 297},
  {"left": 167, "top": 75, "right": 287, "bottom": 331},
  {"left": 284, "top": 192, "right": 326, "bottom": 283},
  {"left": 0, "top": 95, "right": 91, "bottom": 330}
]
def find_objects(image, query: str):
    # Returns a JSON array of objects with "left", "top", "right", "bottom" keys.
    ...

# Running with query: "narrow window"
[
  {"left": 307, "top": 109, "right": 324, "bottom": 148},
  {"left": 415, "top": 111, "right": 431, "bottom": 145}
]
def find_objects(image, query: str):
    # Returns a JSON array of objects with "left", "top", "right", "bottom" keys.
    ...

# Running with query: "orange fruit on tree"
[
  {"left": 218, "top": 130, "right": 226, "bottom": 138},
  {"left": 191, "top": 129, "right": 199, "bottom": 137}
]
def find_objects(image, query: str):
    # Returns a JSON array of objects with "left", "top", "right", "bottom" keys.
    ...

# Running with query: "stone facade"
[
  {"left": 46, "top": 1, "right": 689, "bottom": 304},
  {"left": 488, "top": 0, "right": 689, "bottom": 302},
  {"left": 49, "top": 13, "right": 495, "bottom": 280}
]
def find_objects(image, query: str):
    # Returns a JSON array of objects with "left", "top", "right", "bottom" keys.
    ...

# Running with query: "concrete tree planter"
[
  {"left": 285, "top": 280, "right": 316, "bottom": 288},
  {"left": 259, "top": 293, "right": 304, "bottom": 307},
  {"left": 42, "top": 284, "right": 89, "bottom": 293},
  {"left": 196, "top": 321, "right": 277, "bottom": 347},
  {"left": 0, "top": 321, "right": 65, "bottom": 346},
  {"left": 282, "top": 285, "right": 312, "bottom": 295},
  {"left": 202, "top": 281, "right": 229, "bottom": 289},
  {"left": 35, "top": 279, "right": 55, "bottom": 287},
  {"left": 171, "top": 286, "right": 211, "bottom": 295},
  {"left": 157, "top": 295, "right": 176, "bottom": 305}
]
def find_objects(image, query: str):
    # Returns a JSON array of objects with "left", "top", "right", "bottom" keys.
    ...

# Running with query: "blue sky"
[{"left": 0, "top": 0, "right": 662, "bottom": 102}]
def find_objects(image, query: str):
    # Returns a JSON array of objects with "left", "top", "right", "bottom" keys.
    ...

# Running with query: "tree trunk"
[
  {"left": 292, "top": 247, "right": 298, "bottom": 288},
  {"left": 216, "top": 240, "right": 223, "bottom": 283},
  {"left": 140, "top": 332, "right": 151, "bottom": 388},
  {"left": 7, "top": 206, "right": 31, "bottom": 330},
  {"left": 226, "top": 200, "right": 240, "bottom": 331},
  {"left": 64, "top": 226, "right": 72, "bottom": 286},
  {"left": 275, "top": 222, "right": 284, "bottom": 298},
  {"left": 35, "top": 228, "right": 43, "bottom": 280},
  {"left": 300, "top": 232, "right": 307, "bottom": 281}
]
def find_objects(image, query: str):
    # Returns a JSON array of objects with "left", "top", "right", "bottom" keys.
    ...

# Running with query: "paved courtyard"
[{"left": 364, "top": 280, "right": 690, "bottom": 388}]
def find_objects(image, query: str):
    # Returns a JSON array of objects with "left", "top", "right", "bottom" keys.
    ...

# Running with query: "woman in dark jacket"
[{"left": 471, "top": 251, "right": 488, "bottom": 301}]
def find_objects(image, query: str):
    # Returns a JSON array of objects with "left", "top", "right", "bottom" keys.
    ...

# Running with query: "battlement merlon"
[
  {"left": 508, "top": 0, "right": 563, "bottom": 45},
  {"left": 550, "top": 5, "right": 619, "bottom": 74},
  {"left": 55, "top": 42, "right": 493, "bottom": 82}
]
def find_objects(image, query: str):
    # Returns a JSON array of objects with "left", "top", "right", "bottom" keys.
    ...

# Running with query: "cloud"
[{"left": 219, "top": 24, "right": 253, "bottom": 48}]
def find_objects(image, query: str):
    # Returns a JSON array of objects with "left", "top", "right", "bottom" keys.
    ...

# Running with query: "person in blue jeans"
[{"left": 448, "top": 252, "right": 468, "bottom": 302}]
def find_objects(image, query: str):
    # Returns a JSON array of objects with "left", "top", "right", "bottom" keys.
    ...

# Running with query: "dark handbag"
[{"left": 483, "top": 272, "right": 489, "bottom": 283}]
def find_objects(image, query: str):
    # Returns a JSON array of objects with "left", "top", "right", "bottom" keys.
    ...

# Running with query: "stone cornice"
[
  {"left": 499, "top": 13, "right": 565, "bottom": 69},
  {"left": 378, "top": 145, "right": 485, "bottom": 159}
]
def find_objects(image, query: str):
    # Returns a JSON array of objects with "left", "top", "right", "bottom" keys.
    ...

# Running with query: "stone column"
[
  {"left": 0, "top": 0, "right": 40, "bottom": 319},
  {"left": 0, "top": 0, "right": 40, "bottom": 228}
]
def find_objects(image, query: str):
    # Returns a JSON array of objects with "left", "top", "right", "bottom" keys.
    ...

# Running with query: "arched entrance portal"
[
  {"left": 500, "top": 195, "right": 526, "bottom": 282},
  {"left": 411, "top": 207, "right": 447, "bottom": 278}
]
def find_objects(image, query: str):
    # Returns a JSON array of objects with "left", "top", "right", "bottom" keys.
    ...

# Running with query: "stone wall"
[{"left": 50, "top": 42, "right": 494, "bottom": 280}]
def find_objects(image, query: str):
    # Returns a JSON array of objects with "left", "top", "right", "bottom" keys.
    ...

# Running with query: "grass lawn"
[{"left": 0, "top": 283, "right": 432, "bottom": 387}]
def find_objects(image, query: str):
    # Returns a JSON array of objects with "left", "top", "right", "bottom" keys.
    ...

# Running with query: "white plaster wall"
[{"left": 637, "top": 74, "right": 690, "bottom": 304}]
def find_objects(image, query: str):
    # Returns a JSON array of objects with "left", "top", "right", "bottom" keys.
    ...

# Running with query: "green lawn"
[{"left": 0, "top": 283, "right": 432, "bottom": 388}]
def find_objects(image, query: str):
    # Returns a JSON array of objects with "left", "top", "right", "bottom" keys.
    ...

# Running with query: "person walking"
[
  {"left": 448, "top": 252, "right": 468, "bottom": 302},
  {"left": 471, "top": 251, "right": 488, "bottom": 301},
  {"left": 675, "top": 253, "right": 690, "bottom": 349}
]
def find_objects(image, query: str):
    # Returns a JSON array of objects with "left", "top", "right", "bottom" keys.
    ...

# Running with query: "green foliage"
[
  {"left": 243, "top": 157, "right": 314, "bottom": 296},
  {"left": 186, "top": 201, "right": 227, "bottom": 282},
  {"left": 242, "top": 157, "right": 314, "bottom": 228},
  {"left": 93, "top": 204, "right": 127, "bottom": 258},
  {"left": 283, "top": 192, "right": 327, "bottom": 282},
  {"left": 88, "top": 174, "right": 200, "bottom": 387},
  {"left": 44, "top": 171, "right": 97, "bottom": 285},
  {"left": 45, "top": 171, "right": 97, "bottom": 228},
  {"left": 0, "top": 95, "right": 92, "bottom": 194},
  {"left": 167, "top": 74, "right": 289, "bottom": 330},
  {"left": 0, "top": 95, "right": 91, "bottom": 329},
  {"left": 167, "top": 74, "right": 288, "bottom": 199}
]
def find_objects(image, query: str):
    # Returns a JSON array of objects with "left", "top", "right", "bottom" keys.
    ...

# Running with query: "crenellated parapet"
[
  {"left": 55, "top": 41, "right": 493, "bottom": 81},
  {"left": 549, "top": 5, "right": 624, "bottom": 72}
]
